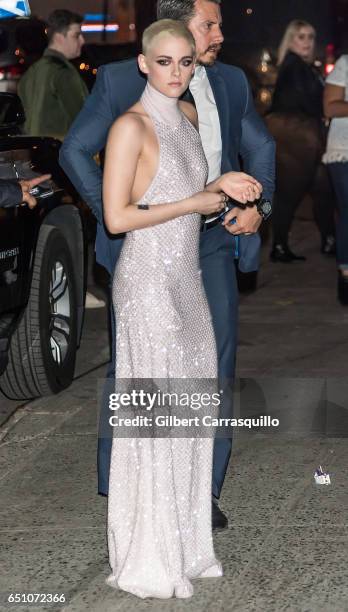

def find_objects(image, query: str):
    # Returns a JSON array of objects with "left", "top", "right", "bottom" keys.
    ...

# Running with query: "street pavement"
[{"left": 1, "top": 217, "right": 348, "bottom": 612}]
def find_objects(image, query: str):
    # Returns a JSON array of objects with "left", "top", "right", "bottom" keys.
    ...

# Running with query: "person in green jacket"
[
  {"left": 19, "top": 9, "right": 105, "bottom": 310},
  {"left": 18, "top": 9, "right": 87, "bottom": 141}
]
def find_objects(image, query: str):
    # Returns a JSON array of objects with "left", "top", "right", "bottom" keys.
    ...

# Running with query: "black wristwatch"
[{"left": 255, "top": 198, "right": 272, "bottom": 221}]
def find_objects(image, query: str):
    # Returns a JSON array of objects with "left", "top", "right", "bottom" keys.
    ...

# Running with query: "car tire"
[{"left": 0, "top": 225, "right": 78, "bottom": 400}]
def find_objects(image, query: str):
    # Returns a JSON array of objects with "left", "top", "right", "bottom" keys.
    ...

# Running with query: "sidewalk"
[{"left": 1, "top": 218, "right": 347, "bottom": 612}]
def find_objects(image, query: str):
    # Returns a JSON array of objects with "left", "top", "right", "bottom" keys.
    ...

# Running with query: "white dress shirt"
[{"left": 189, "top": 65, "right": 222, "bottom": 183}]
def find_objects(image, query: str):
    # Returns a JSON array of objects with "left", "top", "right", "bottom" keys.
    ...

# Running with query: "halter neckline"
[{"left": 140, "top": 82, "right": 183, "bottom": 128}]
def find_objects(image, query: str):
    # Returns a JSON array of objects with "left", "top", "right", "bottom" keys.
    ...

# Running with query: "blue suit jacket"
[{"left": 60, "top": 59, "right": 275, "bottom": 274}]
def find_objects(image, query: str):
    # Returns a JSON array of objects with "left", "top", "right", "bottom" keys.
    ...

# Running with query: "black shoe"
[
  {"left": 270, "top": 244, "right": 306, "bottom": 262},
  {"left": 287, "top": 248, "right": 306, "bottom": 261},
  {"left": 212, "top": 501, "right": 228, "bottom": 530},
  {"left": 321, "top": 235, "right": 336, "bottom": 256},
  {"left": 338, "top": 272, "right": 348, "bottom": 305},
  {"left": 270, "top": 244, "right": 292, "bottom": 262}
]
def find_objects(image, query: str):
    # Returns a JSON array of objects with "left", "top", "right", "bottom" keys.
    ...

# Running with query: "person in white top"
[{"left": 323, "top": 54, "right": 348, "bottom": 304}]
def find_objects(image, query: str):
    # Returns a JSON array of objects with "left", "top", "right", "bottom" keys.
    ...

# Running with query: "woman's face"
[
  {"left": 289, "top": 26, "right": 316, "bottom": 62},
  {"left": 139, "top": 33, "right": 195, "bottom": 98}
]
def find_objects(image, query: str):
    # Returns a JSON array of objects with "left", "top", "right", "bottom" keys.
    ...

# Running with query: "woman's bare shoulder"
[{"left": 110, "top": 105, "right": 147, "bottom": 140}]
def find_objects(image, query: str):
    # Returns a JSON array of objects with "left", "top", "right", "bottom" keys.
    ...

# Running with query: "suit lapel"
[{"left": 206, "top": 65, "right": 230, "bottom": 168}]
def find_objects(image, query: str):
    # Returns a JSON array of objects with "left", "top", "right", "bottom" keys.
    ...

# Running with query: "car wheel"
[{"left": 0, "top": 225, "right": 78, "bottom": 400}]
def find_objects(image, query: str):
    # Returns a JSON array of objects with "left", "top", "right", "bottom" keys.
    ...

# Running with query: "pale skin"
[
  {"left": 49, "top": 23, "right": 85, "bottom": 61},
  {"left": 103, "top": 34, "right": 262, "bottom": 235},
  {"left": 289, "top": 26, "right": 315, "bottom": 63}
]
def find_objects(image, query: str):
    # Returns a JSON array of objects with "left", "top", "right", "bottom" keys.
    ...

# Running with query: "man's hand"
[
  {"left": 222, "top": 205, "right": 262, "bottom": 235},
  {"left": 19, "top": 174, "right": 51, "bottom": 209}
]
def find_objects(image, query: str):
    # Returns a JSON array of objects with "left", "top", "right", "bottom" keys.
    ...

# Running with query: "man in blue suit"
[{"left": 60, "top": 0, "right": 275, "bottom": 529}]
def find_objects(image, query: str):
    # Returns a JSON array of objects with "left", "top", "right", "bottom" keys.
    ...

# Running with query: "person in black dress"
[{"left": 266, "top": 20, "right": 335, "bottom": 262}]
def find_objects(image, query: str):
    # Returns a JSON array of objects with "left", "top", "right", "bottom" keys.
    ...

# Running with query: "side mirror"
[{"left": 0, "top": 93, "right": 25, "bottom": 131}]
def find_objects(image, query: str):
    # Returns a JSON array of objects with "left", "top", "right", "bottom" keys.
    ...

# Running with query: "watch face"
[{"left": 261, "top": 200, "right": 272, "bottom": 215}]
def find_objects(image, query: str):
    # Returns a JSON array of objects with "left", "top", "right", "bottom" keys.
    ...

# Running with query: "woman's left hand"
[{"left": 213, "top": 171, "right": 263, "bottom": 205}]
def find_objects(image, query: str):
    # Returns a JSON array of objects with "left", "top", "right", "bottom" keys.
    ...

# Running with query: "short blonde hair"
[
  {"left": 142, "top": 19, "right": 196, "bottom": 56},
  {"left": 277, "top": 20, "right": 316, "bottom": 66}
]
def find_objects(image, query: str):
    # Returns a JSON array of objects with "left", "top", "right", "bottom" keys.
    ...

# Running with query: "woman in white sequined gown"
[{"left": 103, "top": 20, "right": 258, "bottom": 599}]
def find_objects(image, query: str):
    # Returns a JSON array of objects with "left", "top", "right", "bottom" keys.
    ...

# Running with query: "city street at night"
[
  {"left": 1, "top": 0, "right": 348, "bottom": 610},
  {"left": 1, "top": 219, "right": 348, "bottom": 612}
]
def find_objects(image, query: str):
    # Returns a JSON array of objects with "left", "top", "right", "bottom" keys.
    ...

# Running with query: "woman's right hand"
[{"left": 189, "top": 191, "right": 227, "bottom": 216}]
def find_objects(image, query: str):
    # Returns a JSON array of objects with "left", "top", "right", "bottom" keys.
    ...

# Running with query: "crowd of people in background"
[
  {"left": 14, "top": 10, "right": 348, "bottom": 309},
  {"left": 266, "top": 19, "right": 348, "bottom": 305},
  {"left": 265, "top": 19, "right": 348, "bottom": 305},
  {"left": 266, "top": 19, "right": 336, "bottom": 263}
]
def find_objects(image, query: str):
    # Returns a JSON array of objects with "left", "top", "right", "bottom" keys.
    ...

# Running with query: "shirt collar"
[
  {"left": 190, "top": 65, "right": 206, "bottom": 89},
  {"left": 194, "top": 65, "right": 206, "bottom": 79}
]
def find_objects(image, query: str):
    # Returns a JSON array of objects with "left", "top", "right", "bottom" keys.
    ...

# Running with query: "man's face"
[
  {"left": 60, "top": 23, "right": 85, "bottom": 60},
  {"left": 187, "top": 0, "right": 224, "bottom": 66}
]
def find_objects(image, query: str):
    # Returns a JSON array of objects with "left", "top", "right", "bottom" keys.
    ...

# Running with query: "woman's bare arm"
[
  {"left": 324, "top": 84, "right": 348, "bottom": 119},
  {"left": 102, "top": 114, "right": 224, "bottom": 234}
]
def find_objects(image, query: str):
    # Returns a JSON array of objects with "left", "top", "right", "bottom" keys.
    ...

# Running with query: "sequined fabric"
[{"left": 107, "top": 83, "right": 223, "bottom": 599}]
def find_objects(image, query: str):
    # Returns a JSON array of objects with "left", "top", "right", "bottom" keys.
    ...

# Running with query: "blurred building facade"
[
  {"left": 29, "top": 0, "right": 348, "bottom": 52},
  {"left": 30, "top": 0, "right": 136, "bottom": 43},
  {"left": 217, "top": 0, "right": 335, "bottom": 113},
  {"left": 221, "top": 0, "right": 334, "bottom": 60}
]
